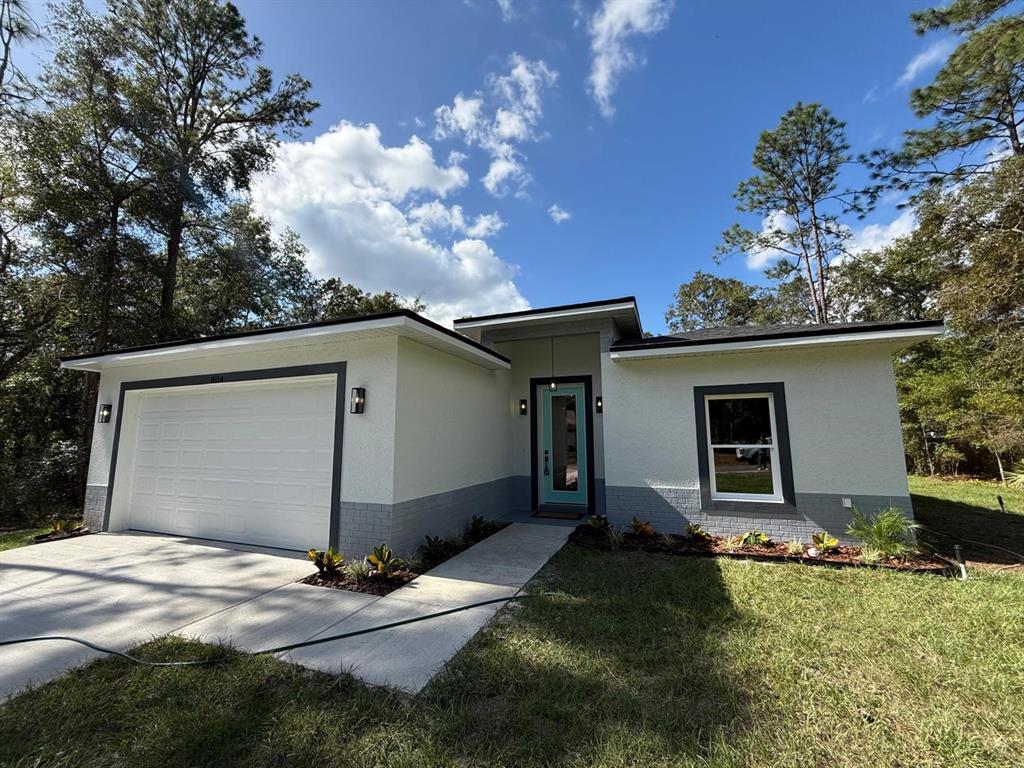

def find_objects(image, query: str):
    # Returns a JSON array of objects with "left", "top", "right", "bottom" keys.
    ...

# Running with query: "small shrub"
[
  {"left": 739, "top": 530, "right": 771, "bottom": 548},
  {"left": 1006, "top": 461, "right": 1024, "bottom": 490},
  {"left": 367, "top": 544, "right": 399, "bottom": 576},
  {"left": 307, "top": 547, "right": 344, "bottom": 576},
  {"left": 420, "top": 535, "right": 454, "bottom": 564},
  {"left": 404, "top": 554, "right": 426, "bottom": 573},
  {"left": 859, "top": 548, "right": 883, "bottom": 565},
  {"left": 785, "top": 540, "right": 804, "bottom": 556},
  {"left": 606, "top": 526, "right": 624, "bottom": 550},
  {"left": 811, "top": 531, "right": 840, "bottom": 554},
  {"left": 467, "top": 515, "right": 499, "bottom": 542},
  {"left": 723, "top": 536, "right": 743, "bottom": 552},
  {"left": 588, "top": 515, "right": 610, "bottom": 531},
  {"left": 50, "top": 517, "right": 78, "bottom": 534},
  {"left": 846, "top": 506, "right": 921, "bottom": 560},
  {"left": 344, "top": 558, "right": 371, "bottom": 582},
  {"left": 659, "top": 533, "right": 676, "bottom": 549},
  {"left": 687, "top": 523, "right": 712, "bottom": 541},
  {"left": 630, "top": 516, "right": 656, "bottom": 537}
]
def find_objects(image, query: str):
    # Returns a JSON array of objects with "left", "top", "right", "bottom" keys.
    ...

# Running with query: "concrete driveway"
[{"left": 0, "top": 533, "right": 313, "bottom": 701}]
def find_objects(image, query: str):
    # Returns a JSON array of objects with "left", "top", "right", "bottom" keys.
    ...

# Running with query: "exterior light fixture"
[
  {"left": 595, "top": 395, "right": 603, "bottom": 413},
  {"left": 519, "top": 399, "right": 528, "bottom": 416},
  {"left": 350, "top": 387, "right": 366, "bottom": 414},
  {"left": 97, "top": 403, "right": 112, "bottom": 423}
]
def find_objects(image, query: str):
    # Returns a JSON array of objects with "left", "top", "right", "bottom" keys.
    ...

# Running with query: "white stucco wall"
[
  {"left": 86, "top": 336, "right": 400, "bottom": 530},
  {"left": 493, "top": 333, "right": 606, "bottom": 480},
  {"left": 392, "top": 337, "right": 510, "bottom": 503},
  {"left": 601, "top": 343, "right": 910, "bottom": 497}
]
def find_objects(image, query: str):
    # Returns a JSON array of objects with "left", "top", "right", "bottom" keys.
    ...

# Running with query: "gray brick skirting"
[
  {"left": 605, "top": 485, "right": 914, "bottom": 544},
  {"left": 338, "top": 477, "right": 520, "bottom": 558},
  {"left": 83, "top": 485, "right": 108, "bottom": 531}
]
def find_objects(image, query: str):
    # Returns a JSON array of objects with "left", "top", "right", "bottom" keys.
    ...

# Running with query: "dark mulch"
[
  {"left": 301, "top": 519, "right": 511, "bottom": 596},
  {"left": 32, "top": 527, "right": 92, "bottom": 544},
  {"left": 300, "top": 568, "right": 420, "bottom": 596},
  {"left": 569, "top": 525, "right": 951, "bottom": 575}
]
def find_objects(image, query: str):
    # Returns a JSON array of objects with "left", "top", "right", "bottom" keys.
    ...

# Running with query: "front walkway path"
[{"left": 176, "top": 523, "right": 570, "bottom": 693}]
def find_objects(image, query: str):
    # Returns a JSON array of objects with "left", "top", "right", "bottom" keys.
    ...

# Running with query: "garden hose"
[{"left": 0, "top": 593, "right": 538, "bottom": 668}]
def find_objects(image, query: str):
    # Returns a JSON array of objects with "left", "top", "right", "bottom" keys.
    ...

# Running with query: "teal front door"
[{"left": 540, "top": 384, "right": 588, "bottom": 506}]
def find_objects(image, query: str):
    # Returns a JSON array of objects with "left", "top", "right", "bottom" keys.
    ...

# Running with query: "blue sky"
[{"left": 29, "top": 0, "right": 956, "bottom": 329}]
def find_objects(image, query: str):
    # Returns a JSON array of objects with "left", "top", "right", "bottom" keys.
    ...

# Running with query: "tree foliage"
[
  {"left": 718, "top": 102, "right": 863, "bottom": 323},
  {"left": 866, "top": 0, "right": 1024, "bottom": 198}
]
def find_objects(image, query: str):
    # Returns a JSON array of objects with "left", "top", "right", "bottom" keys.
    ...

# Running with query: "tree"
[
  {"left": 0, "top": 0, "right": 36, "bottom": 112},
  {"left": 865, "top": 0, "right": 1024, "bottom": 199},
  {"left": 717, "top": 103, "right": 863, "bottom": 323},
  {"left": 664, "top": 271, "right": 810, "bottom": 331},
  {"left": 108, "top": 0, "right": 317, "bottom": 338}
]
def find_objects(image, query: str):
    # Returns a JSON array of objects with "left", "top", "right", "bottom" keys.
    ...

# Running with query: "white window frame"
[{"left": 704, "top": 392, "right": 784, "bottom": 503}]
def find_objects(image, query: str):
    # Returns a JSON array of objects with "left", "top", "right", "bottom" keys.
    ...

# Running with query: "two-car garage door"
[{"left": 124, "top": 376, "right": 336, "bottom": 551}]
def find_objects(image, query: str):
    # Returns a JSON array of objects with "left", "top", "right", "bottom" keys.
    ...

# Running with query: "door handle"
[{"left": 543, "top": 449, "right": 550, "bottom": 476}]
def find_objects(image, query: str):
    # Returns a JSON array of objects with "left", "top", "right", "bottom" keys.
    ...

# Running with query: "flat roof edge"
[
  {"left": 610, "top": 320, "right": 945, "bottom": 352},
  {"left": 60, "top": 310, "right": 511, "bottom": 368}
]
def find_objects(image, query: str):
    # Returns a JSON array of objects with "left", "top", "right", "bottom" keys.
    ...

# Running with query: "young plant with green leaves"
[
  {"left": 307, "top": 547, "right": 343, "bottom": 576},
  {"left": 367, "top": 544, "right": 400, "bottom": 577},
  {"left": 847, "top": 506, "right": 922, "bottom": 561},
  {"left": 811, "top": 531, "right": 840, "bottom": 554}
]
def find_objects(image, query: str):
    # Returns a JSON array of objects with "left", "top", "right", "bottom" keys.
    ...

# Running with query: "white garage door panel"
[{"left": 127, "top": 377, "right": 336, "bottom": 550}]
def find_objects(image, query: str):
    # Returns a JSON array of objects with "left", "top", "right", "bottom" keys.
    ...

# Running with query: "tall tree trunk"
[
  {"left": 78, "top": 201, "right": 120, "bottom": 504},
  {"left": 159, "top": 194, "right": 184, "bottom": 340},
  {"left": 994, "top": 449, "right": 1006, "bottom": 483}
]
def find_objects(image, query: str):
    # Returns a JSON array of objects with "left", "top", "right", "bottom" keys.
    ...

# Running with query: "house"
[{"left": 60, "top": 297, "right": 943, "bottom": 555}]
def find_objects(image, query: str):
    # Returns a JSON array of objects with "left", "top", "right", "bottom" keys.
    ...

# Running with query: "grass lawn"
[
  {"left": 910, "top": 475, "right": 1024, "bottom": 569},
  {"left": 0, "top": 527, "right": 48, "bottom": 552},
  {"left": 2, "top": 544, "right": 1022, "bottom": 767}
]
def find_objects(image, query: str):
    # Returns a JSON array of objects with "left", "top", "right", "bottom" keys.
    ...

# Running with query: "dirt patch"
[{"left": 569, "top": 525, "right": 951, "bottom": 575}]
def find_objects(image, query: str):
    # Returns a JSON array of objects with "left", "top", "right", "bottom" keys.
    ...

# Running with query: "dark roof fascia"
[
  {"left": 61, "top": 309, "right": 512, "bottom": 366},
  {"left": 454, "top": 296, "right": 639, "bottom": 325},
  {"left": 610, "top": 319, "right": 944, "bottom": 352}
]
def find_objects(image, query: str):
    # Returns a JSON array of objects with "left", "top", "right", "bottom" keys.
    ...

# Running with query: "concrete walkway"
[
  {"left": 1, "top": 523, "right": 568, "bottom": 700},
  {"left": 0, "top": 533, "right": 312, "bottom": 701},
  {"left": 177, "top": 523, "right": 570, "bottom": 692}
]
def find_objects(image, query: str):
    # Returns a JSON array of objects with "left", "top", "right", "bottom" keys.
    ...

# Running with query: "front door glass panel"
[{"left": 541, "top": 384, "right": 588, "bottom": 506}]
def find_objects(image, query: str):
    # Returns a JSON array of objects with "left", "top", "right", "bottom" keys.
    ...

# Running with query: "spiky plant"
[
  {"left": 846, "top": 506, "right": 921, "bottom": 560},
  {"left": 1007, "top": 462, "right": 1024, "bottom": 490}
]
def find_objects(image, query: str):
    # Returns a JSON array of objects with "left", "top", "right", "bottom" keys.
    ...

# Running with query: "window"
[
  {"left": 705, "top": 394, "right": 781, "bottom": 501},
  {"left": 693, "top": 383, "right": 794, "bottom": 512}
]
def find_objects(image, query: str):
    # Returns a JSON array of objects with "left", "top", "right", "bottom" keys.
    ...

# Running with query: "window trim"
[
  {"left": 694, "top": 383, "right": 796, "bottom": 515},
  {"left": 705, "top": 392, "right": 783, "bottom": 503}
]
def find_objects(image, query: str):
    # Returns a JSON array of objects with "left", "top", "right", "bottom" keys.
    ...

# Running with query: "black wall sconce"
[
  {"left": 595, "top": 395, "right": 603, "bottom": 414},
  {"left": 350, "top": 387, "right": 366, "bottom": 414},
  {"left": 519, "top": 399, "right": 528, "bottom": 416},
  {"left": 97, "top": 403, "right": 112, "bottom": 423}
]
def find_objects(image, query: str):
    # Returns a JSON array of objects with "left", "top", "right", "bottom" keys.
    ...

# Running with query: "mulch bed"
[
  {"left": 569, "top": 525, "right": 952, "bottom": 575},
  {"left": 32, "top": 527, "right": 92, "bottom": 544},
  {"left": 300, "top": 520, "right": 510, "bottom": 596},
  {"left": 300, "top": 568, "right": 420, "bottom": 596}
]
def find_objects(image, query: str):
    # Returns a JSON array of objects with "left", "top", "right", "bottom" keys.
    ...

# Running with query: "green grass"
[
  {"left": 910, "top": 475, "right": 1024, "bottom": 568},
  {"left": 0, "top": 527, "right": 48, "bottom": 552},
  {"left": 714, "top": 470, "right": 774, "bottom": 494},
  {"left": 2, "top": 545, "right": 1022, "bottom": 767}
]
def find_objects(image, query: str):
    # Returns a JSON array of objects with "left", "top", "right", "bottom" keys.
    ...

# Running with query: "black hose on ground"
[{"left": 0, "top": 594, "right": 537, "bottom": 668}]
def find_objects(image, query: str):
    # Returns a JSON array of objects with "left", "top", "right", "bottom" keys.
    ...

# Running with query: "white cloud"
[
  {"left": 586, "top": 0, "right": 674, "bottom": 118},
  {"left": 862, "top": 85, "right": 879, "bottom": 104},
  {"left": 434, "top": 54, "right": 557, "bottom": 196},
  {"left": 251, "top": 121, "right": 529, "bottom": 326},
  {"left": 497, "top": 0, "right": 514, "bottom": 21},
  {"left": 746, "top": 210, "right": 797, "bottom": 269},
  {"left": 408, "top": 200, "right": 505, "bottom": 238},
  {"left": 896, "top": 37, "right": 957, "bottom": 88},
  {"left": 849, "top": 209, "right": 917, "bottom": 253},
  {"left": 548, "top": 204, "right": 572, "bottom": 223}
]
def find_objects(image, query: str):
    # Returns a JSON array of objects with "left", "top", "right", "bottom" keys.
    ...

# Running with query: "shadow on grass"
[
  {"left": 423, "top": 546, "right": 758, "bottom": 765},
  {"left": 0, "top": 547, "right": 758, "bottom": 767},
  {"left": 913, "top": 492, "right": 1024, "bottom": 567}
]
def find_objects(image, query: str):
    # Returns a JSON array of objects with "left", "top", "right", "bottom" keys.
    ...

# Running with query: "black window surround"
[{"left": 693, "top": 382, "right": 796, "bottom": 515}]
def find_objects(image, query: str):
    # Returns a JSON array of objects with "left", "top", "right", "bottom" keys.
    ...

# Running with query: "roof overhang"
[
  {"left": 609, "top": 325, "right": 944, "bottom": 361},
  {"left": 60, "top": 311, "right": 511, "bottom": 373},
  {"left": 454, "top": 297, "right": 642, "bottom": 337}
]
